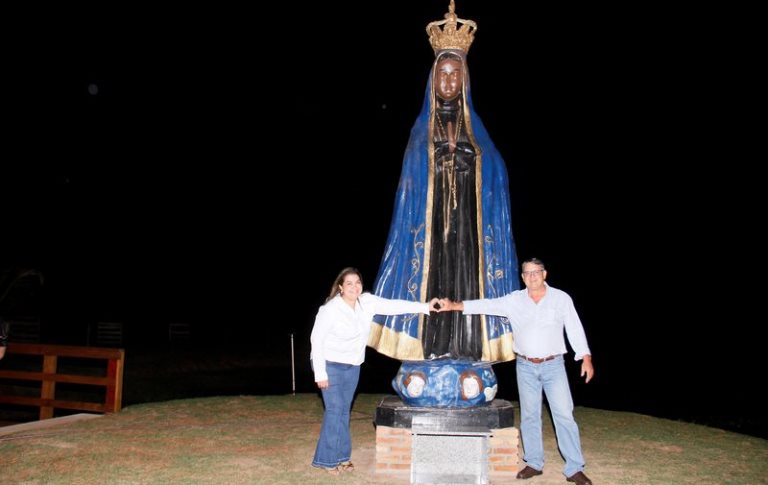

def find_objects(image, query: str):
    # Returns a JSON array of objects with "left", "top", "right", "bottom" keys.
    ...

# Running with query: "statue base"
[
  {"left": 392, "top": 359, "right": 497, "bottom": 407},
  {"left": 374, "top": 396, "right": 519, "bottom": 482}
]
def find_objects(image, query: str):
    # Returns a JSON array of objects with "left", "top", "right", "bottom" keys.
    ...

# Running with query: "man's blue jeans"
[
  {"left": 312, "top": 362, "right": 360, "bottom": 469},
  {"left": 516, "top": 355, "right": 586, "bottom": 477}
]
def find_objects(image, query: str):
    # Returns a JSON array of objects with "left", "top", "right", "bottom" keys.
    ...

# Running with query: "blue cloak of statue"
[{"left": 368, "top": 52, "right": 519, "bottom": 362}]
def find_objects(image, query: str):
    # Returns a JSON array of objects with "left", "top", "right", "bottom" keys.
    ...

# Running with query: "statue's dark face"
[{"left": 435, "top": 58, "right": 462, "bottom": 102}]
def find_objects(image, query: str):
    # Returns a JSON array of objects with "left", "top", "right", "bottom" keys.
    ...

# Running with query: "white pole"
[{"left": 290, "top": 333, "right": 296, "bottom": 396}]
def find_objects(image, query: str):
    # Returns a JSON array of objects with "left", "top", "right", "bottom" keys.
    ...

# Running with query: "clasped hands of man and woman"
[{"left": 431, "top": 298, "right": 453, "bottom": 312}]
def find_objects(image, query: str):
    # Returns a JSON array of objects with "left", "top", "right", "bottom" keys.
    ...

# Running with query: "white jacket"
[{"left": 310, "top": 293, "right": 429, "bottom": 381}]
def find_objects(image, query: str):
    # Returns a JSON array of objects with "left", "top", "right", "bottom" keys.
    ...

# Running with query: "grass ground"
[{"left": 1, "top": 393, "right": 766, "bottom": 485}]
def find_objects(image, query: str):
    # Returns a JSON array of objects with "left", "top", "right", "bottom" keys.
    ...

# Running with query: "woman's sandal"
[
  {"left": 324, "top": 466, "right": 341, "bottom": 476},
  {"left": 339, "top": 461, "right": 355, "bottom": 472}
]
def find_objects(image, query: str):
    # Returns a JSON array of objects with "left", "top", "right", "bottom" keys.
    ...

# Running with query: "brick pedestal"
[
  {"left": 375, "top": 425, "right": 412, "bottom": 477},
  {"left": 374, "top": 396, "right": 519, "bottom": 483}
]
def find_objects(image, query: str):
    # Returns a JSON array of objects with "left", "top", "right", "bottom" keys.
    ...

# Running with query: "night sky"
[{"left": 3, "top": 2, "right": 764, "bottom": 436}]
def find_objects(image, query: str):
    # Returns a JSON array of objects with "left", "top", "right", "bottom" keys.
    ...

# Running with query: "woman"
[{"left": 310, "top": 267, "right": 436, "bottom": 474}]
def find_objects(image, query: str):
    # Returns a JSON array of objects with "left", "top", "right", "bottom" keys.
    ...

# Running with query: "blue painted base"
[{"left": 392, "top": 360, "right": 497, "bottom": 408}]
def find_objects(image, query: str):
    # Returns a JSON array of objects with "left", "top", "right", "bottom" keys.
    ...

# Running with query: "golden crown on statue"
[{"left": 426, "top": 0, "right": 477, "bottom": 53}]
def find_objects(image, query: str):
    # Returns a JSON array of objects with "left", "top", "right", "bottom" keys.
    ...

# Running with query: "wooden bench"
[{"left": 0, "top": 343, "right": 124, "bottom": 420}]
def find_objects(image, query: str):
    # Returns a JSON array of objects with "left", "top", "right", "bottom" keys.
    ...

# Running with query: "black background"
[{"left": 2, "top": 2, "right": 763, "bottom": 437}]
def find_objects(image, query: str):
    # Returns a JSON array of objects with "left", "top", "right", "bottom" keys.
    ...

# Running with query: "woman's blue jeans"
[
  {"left": 312, "top": 362, "right": 360, "bottom": 469},
  {"left": 516, "top": 355, "right": 586, "bottom": 477}
]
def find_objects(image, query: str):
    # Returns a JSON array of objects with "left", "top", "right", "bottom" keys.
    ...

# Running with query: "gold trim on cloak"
[{"left": 368, "top": 321, "right": 425, "bottom": 361}]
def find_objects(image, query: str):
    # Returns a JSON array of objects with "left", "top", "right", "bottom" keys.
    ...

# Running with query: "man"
[{"left": 438, "top": 257, "right": 594, "bottom": 485}]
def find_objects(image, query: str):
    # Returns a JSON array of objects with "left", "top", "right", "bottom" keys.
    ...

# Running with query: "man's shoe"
[
  {"left": 516, "top": 466, "right": 543, "bottom": 479},
  {"left": 566, "top": 471, "right": 593, "bottom": 485}
]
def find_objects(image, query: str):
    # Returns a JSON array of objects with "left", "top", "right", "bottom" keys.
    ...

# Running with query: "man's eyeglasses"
[{"left": 521, "top": 270, "right": 544, "bottom": 278}]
